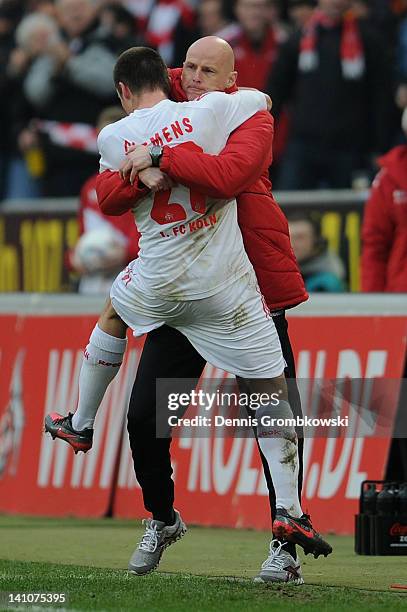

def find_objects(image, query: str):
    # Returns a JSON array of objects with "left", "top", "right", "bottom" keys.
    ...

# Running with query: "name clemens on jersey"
[
  {"left": 124, "top": 117, "right": 193, "bottom": 152},
  {"left": 160, "top": 213, "right": 218, "bottom": 238}
]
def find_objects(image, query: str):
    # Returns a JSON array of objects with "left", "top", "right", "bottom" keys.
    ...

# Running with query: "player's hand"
[
  {"left": 139, "top": 168, "right": 175, "bottom": 192},
  {"left": 120, "top": 145, "right": 152, "bottom": 184}
]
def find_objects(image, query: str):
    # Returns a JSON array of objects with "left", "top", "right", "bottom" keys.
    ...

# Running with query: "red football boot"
[
  {"left": 44, "top": 412, "right": 93, "bottom": 454},
  {"left": 273, "top": 508, "right": 333, "bottom": 558}
]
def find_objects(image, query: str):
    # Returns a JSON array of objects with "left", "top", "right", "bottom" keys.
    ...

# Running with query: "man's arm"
[
  {"left": 107, "top": 111, "right": 273, "bottom": 213},
  {"left": 160, "top": 111, "right": 273, "bottom": 198},
  {"left": 361, "top": 170, "right": 394, "bottom": 291},
  {"left": 96, "top": 170, "right": 148, "bottom": 215},
  {"left": 200, "top": 89, "right": 268, "bottom": 135}
]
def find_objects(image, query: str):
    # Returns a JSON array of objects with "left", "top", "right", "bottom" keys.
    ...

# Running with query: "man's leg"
[
  {"left": 240, "top": 375, "right": 331, "bottom": 560},
  {"left": 127, "top": 325, "right": 205, "bottom": 574},
  {"left": 45, "top": 299, "right": 128, "bottom": 451},
  {"left": 272, "top": 312, "right": 304, "bottom": 505},
  {"left": 127, "top": 325, "right": 206, "bottom": 524},
  {"left": 175, "top": 273, "right": 331, "bottom": 561}
]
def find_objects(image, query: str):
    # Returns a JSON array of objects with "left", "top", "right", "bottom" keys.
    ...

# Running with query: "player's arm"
[
  {"left": 160, "top": 111, "right": 273, "bottom": 199},
  {"left": 120, "top": 111, "right": 273, "bottom": 199},
  {"left": 96, "top": 124, "right": 152, "bottom": 216},
  {"left": 96, "top": 170, "right": 148, "bottom": 216},
  {"left": 361, "top": 170, "right": 394, "bottom": 291},
  {"left": 204, "top": 89, "right": 269, "bottom": 134}
]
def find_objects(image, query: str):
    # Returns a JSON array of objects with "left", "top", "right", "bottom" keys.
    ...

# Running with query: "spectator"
[
  {"left": 230, "top": 0, "right": 290, "bottom": 163},
  {"left": 361, "top": 108, "right": 407, "bottom": 293},
  {"left": 230, "top": 0, "right": 287, "bottom": 90},
  {"left": 172, "top": 0, "right": 240, "bottom": 66},
  {"left": 0, "top": 0, "right": 26, "bottom": 199},
  {"left": 144, "top": 0, "right": 195, "bottom": 66},
  {"left": 198, "top": 0, "right": 239, "bottom": 38},
  {"left": 99, "top": 3, "right": 145, "bottom": 52},
  {"left": 288, "top": 212, "right": 346, "bottom": 291},
  {"left": 70, "top": 106, "right": 141, "bottom": 295},
  {"left": 268, "top": 0, "right": 394, "bottom": 190},
  {"left": 395, "top": 3, "right": 407, "bottom": 142},
  {"left": 22, "top": 0, "right": 118, "bottom": 196},
  {"left": 6, "top": 12, "right": 60, "bottom": 199},
  {"left": 288, "top": 0, "right": 316, "bottom": 30}
]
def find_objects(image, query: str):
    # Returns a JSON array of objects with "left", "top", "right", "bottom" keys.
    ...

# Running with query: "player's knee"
[{"left": 98, "top": 299, "right": 127, "bottom": 337}]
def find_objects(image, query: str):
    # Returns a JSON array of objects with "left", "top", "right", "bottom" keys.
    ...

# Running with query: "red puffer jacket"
[
  {"left": 96, "top": 69, "right": 307, "bottom": 310},
  {"left": 361, "top": 145, "right": 407, "bottom": 292}
]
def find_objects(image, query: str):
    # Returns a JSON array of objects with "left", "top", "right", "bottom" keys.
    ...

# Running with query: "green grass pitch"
[{"left": 0, "top": 515, "right": 406, "bottom": 611}]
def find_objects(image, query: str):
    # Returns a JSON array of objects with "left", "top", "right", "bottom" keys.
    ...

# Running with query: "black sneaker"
[
  {"left": 44, "top": 412, "right": 93, "bottom": 454},
  {"left": 272, "top": 508, "right": 332, "bottom": 558}
]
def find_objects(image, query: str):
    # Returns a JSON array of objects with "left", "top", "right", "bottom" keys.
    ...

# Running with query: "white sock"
[
  {"left": 72, "top": 325, "right": 127, "bottom": 431},
  {"left": 256, "top": 400, "right": 303, "bottom": 518}
]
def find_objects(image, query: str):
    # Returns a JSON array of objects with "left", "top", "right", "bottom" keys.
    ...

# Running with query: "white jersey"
[{"left": 98, "top": 90, "right": 267, "bottom": 300}]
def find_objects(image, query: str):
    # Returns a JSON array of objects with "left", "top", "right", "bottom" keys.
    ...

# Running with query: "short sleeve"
[
  {"left": 97, "top": 126, "right": 126, "bottom": 173},
  {"left": 198, "top": 90, "right": 267, "bottom": 136}
]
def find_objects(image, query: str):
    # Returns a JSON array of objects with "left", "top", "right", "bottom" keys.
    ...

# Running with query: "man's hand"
[
  {"left": 139, "top": 168, "right": 175, "bottom": 192},
  {"left": 120, "top": 144, "right": 152, "bottom": 184},
  {"left": 48, "top": 42, "right": 71, "bottom": 68}
]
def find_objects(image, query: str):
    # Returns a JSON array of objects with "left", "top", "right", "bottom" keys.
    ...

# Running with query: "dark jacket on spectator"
[
  {"left": 268, "top": 20, "right": 392, "bottom": 156},
  {"left": 361, "top": 145, "right": 407, "bottom": 292}
]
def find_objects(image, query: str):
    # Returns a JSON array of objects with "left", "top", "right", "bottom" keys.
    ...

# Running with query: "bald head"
[
  {"left": 187, "top": 36, "right": 235, "bottom": 71},
  {"left": 182, "top": 36, "right": 237, "bottom": 101}
]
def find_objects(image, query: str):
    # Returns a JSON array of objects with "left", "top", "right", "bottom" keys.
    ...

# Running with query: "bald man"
[{"left": 182, "top": 36, "right": 238, "bottom": 99}]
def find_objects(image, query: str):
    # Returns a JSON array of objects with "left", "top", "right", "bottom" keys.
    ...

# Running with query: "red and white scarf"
[
  {"left": 34, "top": 120, "right": 98, "bottom": 153},
  {"left": 299, "top": 10, "right": 365, "bottom": 79}
]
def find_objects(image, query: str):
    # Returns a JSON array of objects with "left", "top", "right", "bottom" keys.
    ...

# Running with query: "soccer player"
[{"left": 45, "top": 44, "right": 331, "bottom": 579}]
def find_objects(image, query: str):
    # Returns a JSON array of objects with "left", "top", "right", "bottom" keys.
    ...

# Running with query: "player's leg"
[
  {"left": 244, "top": 311, "right": 305, "bottom": 582},
  {"left": 127, "top": 325, "right": 206, "bottom": 575},
  {"left": 176, "top": 271, "right": 332, "bottom": 560},
  {"left": 237, "top": 370, "right": 330, "bottom": 558},
  {"left": 272, "top": 312, "right": 304, "bottom": 502},
  {"left": 44, "top": 299, "right": 128, "bottom": 452}
]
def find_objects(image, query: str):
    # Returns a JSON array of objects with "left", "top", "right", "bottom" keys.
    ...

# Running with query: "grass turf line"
[
  {"left": 1, "top": 516, "right": 407, "bottom": 610},
  {"left": 1, "top": 560, "right": 406, "bottom": 612}
]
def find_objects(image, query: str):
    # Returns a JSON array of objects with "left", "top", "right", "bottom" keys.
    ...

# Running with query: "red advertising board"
[
  {"left": 0, "top": 304, "right": 406, "bottom": 534},
  {"left": 0, "top": 314, "right": 145, "bottom": 516},
  {"left": 114, "top": 316, "right": 407, "bottom": 533}
]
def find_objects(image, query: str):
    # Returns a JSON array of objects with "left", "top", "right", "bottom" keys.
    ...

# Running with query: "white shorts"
[{"left": 110, "top": 266, "right": 285, "bottom": 379}]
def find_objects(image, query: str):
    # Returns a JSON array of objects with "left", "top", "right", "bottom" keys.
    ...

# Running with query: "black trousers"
[{"left": 127, "top": 312, "right": 304, "bottom": 522}]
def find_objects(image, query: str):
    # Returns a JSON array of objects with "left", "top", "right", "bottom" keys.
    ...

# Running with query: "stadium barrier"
[
  {"left": 0, "top": 293, "right": 405, "bottom": 534},
  {"left": 0, "top": 190, "right": 367, "bottom": 292}
]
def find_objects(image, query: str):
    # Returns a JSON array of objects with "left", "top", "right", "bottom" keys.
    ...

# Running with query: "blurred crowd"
[
  {"left": 0, "top": 0, "right": 406, "bottom": 294},
  {"left": 0, "top": 0, "right": 406, "bottom": 200}
]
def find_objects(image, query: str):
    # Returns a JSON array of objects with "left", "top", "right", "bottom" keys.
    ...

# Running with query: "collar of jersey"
[{"left": 130, "top": 99, "right": 172, "bottom": 115}]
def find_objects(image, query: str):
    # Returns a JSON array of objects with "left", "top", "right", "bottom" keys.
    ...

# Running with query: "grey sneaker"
[
  {"left": 128, "top": 510, "right": 187, "bottom": 575},
  {"left": 254, "top": 539, "right": 304, "bottom": 584}
]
